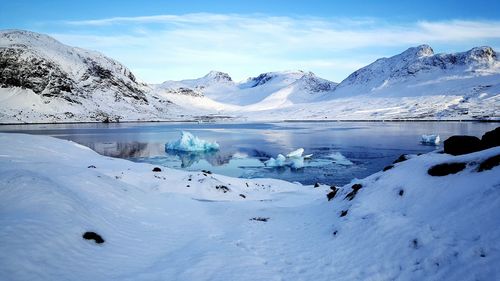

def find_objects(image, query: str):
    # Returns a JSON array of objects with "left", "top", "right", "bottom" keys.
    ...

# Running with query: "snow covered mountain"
[
  {"left": 0, "top": 30, "right": 182, "bottom": 123},
  {"left": 155, "top": 70, "right": 337, "bottom": 108},
  {"left": 332, "top": 44, "right": 500, "bottom": 98},
  {"left": 0, "top": 29, "right": 498, "bottom": 122}
]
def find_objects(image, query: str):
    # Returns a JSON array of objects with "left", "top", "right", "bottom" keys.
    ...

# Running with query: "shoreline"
[{"left": 0, "top": 118, "right": 498, "bottom": 126}]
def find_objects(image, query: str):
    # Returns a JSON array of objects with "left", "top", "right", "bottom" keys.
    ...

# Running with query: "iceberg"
[
  {"left": 289, "top": 157, "right": 305, "bottom": 169},
  {"left": 264, "top": 154, "right": 286, "bottom": 167},
  {"left": 265, "top": 148, "right": 310, "bottom": 169},
  {"left": 286, "top": 148, "right": 304, "bottom": 158},
  {"left": 421, "top": 134, "right": 440, "bottom": 145},
  {"left": 165, "top": 131, "right": 220, "bottom": 152}
]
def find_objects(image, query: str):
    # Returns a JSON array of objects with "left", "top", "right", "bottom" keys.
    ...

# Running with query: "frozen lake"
[{"left": 0, "top": 121, "right": 497, "bottom": 185}]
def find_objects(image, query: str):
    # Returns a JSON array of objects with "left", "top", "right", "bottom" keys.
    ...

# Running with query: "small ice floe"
[
  {"left": 327, "top": 152, "right": 354, "bottom": 166},
  {"left": 265, "top": 148, "right": 311, "bottom": 169},
  {"left": 421, "top": 134, "right": 440, "bottom": 145},
  {"left": 165, "top": 131, "right": 220, "bottom": 152},
  {"left": 264, "top": 154, "right": 286, "bottom": 167},
  {"left": 232, "top": 152, "right": 249, "bottom": 159}
]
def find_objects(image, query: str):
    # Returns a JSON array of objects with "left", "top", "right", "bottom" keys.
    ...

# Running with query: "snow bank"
[
  {"left": 421, "top": 134, "right": 440, "bottom": 145},
  {"left": 325, "top": 145, "right": 500, "bottom": 280},
  {"left": 265, "top": 148, "right": 312, "bottom": 169},
  {"left": 165, "top": 131, "right": 220, "bottom": 152}
]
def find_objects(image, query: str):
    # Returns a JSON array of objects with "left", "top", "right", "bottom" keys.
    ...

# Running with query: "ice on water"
[
  {"left": 327, "top": 152, "right": 354, "bottom": 166},
  {"left": 265, "top": 148, "right": 311, "bottom": 169},
  {"left": 166, "top": 131, "right": 220, "bottom": 152},
  {"left": 264, "top": 154, "right": 287, "bottom": 167},
  {"left": 421, "top": 134, "right": 440, "bottom": 145}
]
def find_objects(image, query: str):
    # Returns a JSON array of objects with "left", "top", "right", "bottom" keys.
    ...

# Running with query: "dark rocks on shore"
[
  {"left": 481, "top": 127, "right": 499, "bottom": 150},
  {"left": 383, "top": 165, "right": 394, "bottom": 171},
  {"left": 443, "top": 136, "right": 482, "bottom": 156},
  {"left": 443, "top": 127, "right": 499, "bottom": 156},
  {"left": 393, "top": 154, "right": 409, "bottom": 164}
]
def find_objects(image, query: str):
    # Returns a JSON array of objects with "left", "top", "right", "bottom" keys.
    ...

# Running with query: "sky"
[{"left": 1, "top": 0, "right": 500, "bottom": 83}]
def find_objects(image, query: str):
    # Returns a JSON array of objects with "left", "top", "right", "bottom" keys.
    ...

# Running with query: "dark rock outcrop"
[
  {"left": 443, "top": 136, "right": 482, "bottom": 156},
  {"left": 428, "top": 162, "right": 466, "bottom": 176},
  {"left": 481, "top": 127, "right": 499, "bottom": 150},
  {"left": 393, "top": 154, "right": 409, "bottom": 164},
  {"left": 82, "top": 231, "right": 105, "bottom": 244},
  {"left": 477, "top": 154, "right": 500, "bottom": 172},
  {"left": 345, "top": 184, "right": 363, "bottom": 201}
]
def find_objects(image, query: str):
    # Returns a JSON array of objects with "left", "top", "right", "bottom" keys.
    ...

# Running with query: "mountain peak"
[
  {"left": 203, "top": 71, "right": 233, "bottom": 82},
  {"left": 401, "top": 44, "right": 434, "bottom": 58},
  {"left": 465, "top": 46, "right": 496, "bottom": 63}
]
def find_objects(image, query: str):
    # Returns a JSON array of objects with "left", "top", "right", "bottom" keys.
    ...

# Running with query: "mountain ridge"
[{"left": 0, "top": 29, "right": 498, "bottom": 122}]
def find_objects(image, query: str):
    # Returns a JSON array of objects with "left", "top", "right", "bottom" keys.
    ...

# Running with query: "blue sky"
[{"left": 1, "top": 0, "right": 500, "bottom": 83}]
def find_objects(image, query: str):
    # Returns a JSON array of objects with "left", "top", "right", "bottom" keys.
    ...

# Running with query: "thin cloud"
[{"left": 47, "top": 14, "right": 500, "bottom": 82}]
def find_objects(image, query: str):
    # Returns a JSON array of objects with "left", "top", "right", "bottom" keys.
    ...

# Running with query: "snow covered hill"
[
  {"left": 0, "top": 133, "right": 498, "bottom": 280},
  {"left": 0, "top": 30, "right": 184, "bottom": 123}
]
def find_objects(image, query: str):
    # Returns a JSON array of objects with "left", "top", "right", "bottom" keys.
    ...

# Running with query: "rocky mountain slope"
[
  {"left": 332, "top": 44, "right": 500, "bottom": 98},
  {"left": 0, "top": 30, "right": 183, "bottom": 123}
]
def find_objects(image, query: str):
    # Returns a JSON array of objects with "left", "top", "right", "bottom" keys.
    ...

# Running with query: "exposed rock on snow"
[
  {"left": 427, "top": 162, "right": 467, "bottom": 176},
  {"left": 165, "top": 131, "right": 220, "bottom": 152},
  {"left": 82, "top": 232, "right": 105, "bottom": 244}
]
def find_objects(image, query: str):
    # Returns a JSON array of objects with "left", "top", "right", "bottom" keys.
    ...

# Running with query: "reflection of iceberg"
[
  {"left": 165, "top": 149, "right": 220, "bottom": 168},
  {"left": 265, "top": 148, "right": 311, "bottom": 169},
  {"left": 327, "top": 152, "right": 353, "bottom": 166},
  {"left": 421, "top": 134, "right": 440, "bottom": 145},
  {"left": 166, "top": 131, "right": 220, "bottom": 152}
]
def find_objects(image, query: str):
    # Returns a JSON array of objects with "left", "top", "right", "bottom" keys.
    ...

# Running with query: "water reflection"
[
  {"left": 84, "top": 142, "right": 166, "bottom": 158},
  {"left": 1, "top": 121, "right": 496, "bottom": 185},
  {"left": 165, "top": 149, "right": 228, "bottom": 168}
]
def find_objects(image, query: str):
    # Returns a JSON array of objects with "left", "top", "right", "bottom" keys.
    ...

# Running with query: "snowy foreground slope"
[{"left": 0, "top": 133, "right": 499, "bottom": 281}]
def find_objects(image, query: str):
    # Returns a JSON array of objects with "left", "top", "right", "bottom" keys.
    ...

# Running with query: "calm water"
[{"left": 0, "top": 122, "right": 497, "bottom": 185}]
